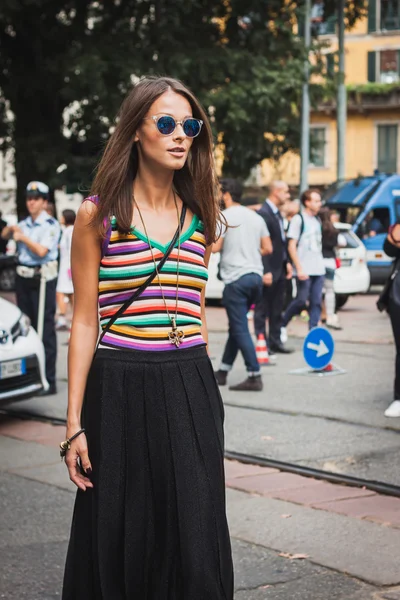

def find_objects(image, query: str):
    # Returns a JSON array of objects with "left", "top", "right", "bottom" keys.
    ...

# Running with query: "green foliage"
[
  {"left": 346, "top": 82, "right": 400, "bottom": 95},
  {"left": 0, "top": 0, "right": 368, "bottom": 213}
]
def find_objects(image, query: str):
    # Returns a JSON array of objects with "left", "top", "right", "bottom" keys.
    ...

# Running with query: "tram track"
[
  {"left": 2, "top": 405, "right": 400, "bottom": 498},
  {"left": 223, "top": 401, "right": 400, "bottom": 433}
]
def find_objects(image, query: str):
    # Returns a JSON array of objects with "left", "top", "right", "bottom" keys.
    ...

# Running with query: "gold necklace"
[{"left": 133, "top": 191, "right": 185, "bottom": 348}]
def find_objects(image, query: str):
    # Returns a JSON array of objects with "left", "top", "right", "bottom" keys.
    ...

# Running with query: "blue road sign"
[{"left": 303, "top": 327, "right": 334, "bottom": 370}]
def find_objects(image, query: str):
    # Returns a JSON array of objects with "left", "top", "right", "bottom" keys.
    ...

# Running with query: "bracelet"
[{"left": 60, "top": 428, "right": 86, "bottom": 460}]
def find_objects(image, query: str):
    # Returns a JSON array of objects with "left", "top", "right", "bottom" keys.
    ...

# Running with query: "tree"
[
  {"left": 0, "top": 0, "right": 227, "bottom": 214},
  {"left": 0, "top": 0, "right": 368, "bottom": 214}
]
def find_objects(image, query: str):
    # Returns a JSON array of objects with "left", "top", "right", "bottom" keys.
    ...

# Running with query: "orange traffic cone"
[
  {"left": 323, "top": 363, "right": 333, "bottom": 372},
  {"left": 256, "top": 334, "right": 270, "bottom": 366}
]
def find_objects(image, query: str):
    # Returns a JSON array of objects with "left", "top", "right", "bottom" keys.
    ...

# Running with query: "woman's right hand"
[{"left": 65, "top": 429, "right": 94, "bottom": 491}]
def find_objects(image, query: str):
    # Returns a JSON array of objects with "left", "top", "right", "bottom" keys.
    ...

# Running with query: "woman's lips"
[{"left": 168, "top": 148, "right": 185, "bottom": 157}]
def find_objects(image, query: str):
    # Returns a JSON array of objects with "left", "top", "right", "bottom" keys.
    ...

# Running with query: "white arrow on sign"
[{"left": 306, "top": 340, "right": 329, "bottom": 358}]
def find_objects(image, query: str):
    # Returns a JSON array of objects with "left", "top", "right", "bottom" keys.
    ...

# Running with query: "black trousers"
[
  {"left": 389, "top": 298, "right": 400, "bottom": 400},
  {"left": 254, "top": 276, "right": 286, "bottom": 349},
  {"left": 15, "top": 275, "right": 57, "bottom": 386}
]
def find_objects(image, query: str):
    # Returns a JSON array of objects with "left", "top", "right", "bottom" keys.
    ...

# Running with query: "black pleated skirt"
[{"left": 62, "top": 346, "right": 234, "bottom": 600}]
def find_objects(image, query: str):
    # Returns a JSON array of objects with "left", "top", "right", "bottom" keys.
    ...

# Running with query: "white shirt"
[{"left": 220, "top": 205, "right": 270, "bottom": 285}]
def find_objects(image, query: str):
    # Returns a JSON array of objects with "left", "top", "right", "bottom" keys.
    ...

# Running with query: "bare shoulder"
[{"left": 76, "top": 199, "right": 98, "bottom": 225}]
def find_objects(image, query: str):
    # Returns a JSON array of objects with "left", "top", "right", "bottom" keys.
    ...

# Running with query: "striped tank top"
[{"left": 94, "top": 201, "right": 209, "bottom": 352}]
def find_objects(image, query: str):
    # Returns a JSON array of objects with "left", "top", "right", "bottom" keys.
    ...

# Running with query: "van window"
[
  {"left": 356, "top": 207, "right": 391, "bottom": 239},
  {"left": 395, "top": 200, "right": 400, "bottom": 222},
  {"left": 326, "top": 205, "right": 362, "bottom": 225}
]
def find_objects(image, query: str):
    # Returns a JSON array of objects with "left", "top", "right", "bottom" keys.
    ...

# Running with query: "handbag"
[
  {"left": 95, "top": 204, "right": 187, "bottom": 350},
  {"left": 377, "top": 256, "right": 400, "bottom": 312}
]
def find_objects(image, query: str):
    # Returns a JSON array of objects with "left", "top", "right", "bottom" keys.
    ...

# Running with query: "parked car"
[
  {"left": 333, "top": 223, "right": 370, "bottom": 308},
  {"left": 325, "top": 173, "right": 400, "bottom": 284},
  {"left": 0, "top": 298, "right": 48, "bottom": 404},
  {"left": 205, "top": 223, "right": 370, "bottom": 309}
]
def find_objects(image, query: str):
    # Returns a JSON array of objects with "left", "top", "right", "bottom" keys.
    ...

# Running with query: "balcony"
[{"left": 315, "top": 84, "right": 400, "bottom": 114}]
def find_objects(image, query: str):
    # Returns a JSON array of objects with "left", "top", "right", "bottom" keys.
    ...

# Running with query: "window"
[
  {"left": 310, "top": 127, "right": 326, "bottom": 167},
  {"left": 368, "top": 0, "right": 400, "bottom": 32},
  {"left": 395, "top": 199, "right": 400, "bottom": 220},
  {"left": 357, "top": 208, "right": 391, "bottom": 238},
  {"left": 368, "top": 50, "right": 400, "bottom": 82},
  {"left": 381, "top": 0, "right": 400, "bottom": 30},
  {"left": 339, "top": 230, "right": 360, "bottom": 249},
  {"left": 377, "top": 124, "right": 398, "bottom": 172},
  {"left": 380, "top": 49, "right": 400, "bottom": 82}
]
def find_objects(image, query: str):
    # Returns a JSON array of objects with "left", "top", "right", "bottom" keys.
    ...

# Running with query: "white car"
[
  {"left": 333, "top": 223, "right": 370, "bottom": 308},
  {"left": 0, "top": 298, "right": 48, "bottom": 404},
  {"left": 205, "top": 223, "right": 370, "bottom": 308}
]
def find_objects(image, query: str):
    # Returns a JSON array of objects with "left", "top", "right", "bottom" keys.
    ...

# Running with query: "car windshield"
[
  {"left": 328, "top": 206, "right": 362, "bottom": 225},
  {"left": 338, "top": 230, "right": 359, "bottom": 249}
]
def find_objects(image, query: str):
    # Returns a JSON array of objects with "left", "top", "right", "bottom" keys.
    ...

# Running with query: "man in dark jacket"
[{"left": 254, "top": 181, "right": 293, "bottom": 354}]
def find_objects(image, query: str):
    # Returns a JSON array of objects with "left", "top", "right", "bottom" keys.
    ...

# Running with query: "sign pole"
[
  {"left": 300, "top": 0, "right": 311, "bottom": 194},
  {"left": 337, "top": 0, "right": 347, "bottom": 182}
]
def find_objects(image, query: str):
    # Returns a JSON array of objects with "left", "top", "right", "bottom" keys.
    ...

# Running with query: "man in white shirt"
[
  {"left": 213, "top": 179, "right": 272, "bottom": 391},
  {"left": 281, "top": 189, "right": 325, "bottom": 333}
]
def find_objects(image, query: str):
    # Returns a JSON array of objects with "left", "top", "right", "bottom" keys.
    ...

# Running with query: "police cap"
[{"left": 26, "top": 181, "right": 49, "bottom": 199}]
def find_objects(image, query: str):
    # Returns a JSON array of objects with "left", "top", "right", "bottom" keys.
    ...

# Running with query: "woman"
[
  {"left": 382, "top": 222, "right": 400, "bottom": 418},
  {"left": 56, "top": 209, "right": 76, "bottom": 330},
  {"left": 61, "top": 76, "right": 233, "bottom": 599},
  {"left": 319, "top": 206, "right": 346, "bottom": 330}
]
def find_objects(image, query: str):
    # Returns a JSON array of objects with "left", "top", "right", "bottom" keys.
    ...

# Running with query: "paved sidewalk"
[{"left": 1, "top": 415, "right": 400, "bottom": 599}]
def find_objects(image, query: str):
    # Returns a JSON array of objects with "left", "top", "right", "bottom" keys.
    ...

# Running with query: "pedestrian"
[
  {"left": 61, "top": 76, "right": 234, "bottom": 599},
  {"left": 319, "top": 206, "right": 346, "bottom": 331},
  {"left": 281, "top": 189, "right": 325, "bottom": 336},
  {"left": 1, "top": 181, "right": 60, "bottom": 395},
  {"left": 254, "top": 181, "right": 293, "bottom": 355},
  {"left": 213, "top": 178, "right": 272, "bottom": 391},
  {"left": 281, "top": 199, "right": 300, "bottom": 314},
  {"left": 56, "top": 209, "right": 76, "bottom": 330},
  {"left": 0, "top": 211, "right": 8, "bottom": 254},
  {"left": 377, "top": 221, "right": 400, "bottom": 418}
]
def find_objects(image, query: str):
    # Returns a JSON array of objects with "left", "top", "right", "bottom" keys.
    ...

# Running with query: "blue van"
[{"left": 324, "top": 173, "right": 400, "bottom": 284}]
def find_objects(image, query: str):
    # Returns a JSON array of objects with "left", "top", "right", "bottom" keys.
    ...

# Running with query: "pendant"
[{"left": 168, "top": 316, "right": 185, "bottom": 348}]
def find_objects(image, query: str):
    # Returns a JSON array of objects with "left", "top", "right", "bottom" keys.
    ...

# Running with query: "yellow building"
[{"left": 260, "top": 0, "right": 400, "bottom": 188}]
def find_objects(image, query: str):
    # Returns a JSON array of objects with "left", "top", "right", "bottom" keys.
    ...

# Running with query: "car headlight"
[{"left": 19, "top": 314, "right": 31, "bottom": 337}]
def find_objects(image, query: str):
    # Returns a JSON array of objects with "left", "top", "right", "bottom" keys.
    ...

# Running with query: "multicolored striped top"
[{"left": 89, "top": 198, "right": 208, "bottom": 352}]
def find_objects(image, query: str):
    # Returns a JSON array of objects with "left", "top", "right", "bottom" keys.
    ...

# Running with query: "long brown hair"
[
  {"left": 90, "top": 76, "right": 221, "bottom": 243},
  {"left": 319, "top": 206, "right": 337, "bottom": 235}
]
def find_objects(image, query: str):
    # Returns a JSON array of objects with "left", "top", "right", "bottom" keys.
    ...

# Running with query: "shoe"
[
  {"left": 269, "top": 344, "right": 294, "bottom": 354},
  {"left": 384, "top": 400, "right": 400, "bottom": 418},
  {"left": 280, "top": 327, "right": 288, "bottom": 344},
  {"left": 56, "top": 316, "right": 68, "bottom": 331},
  {"left": 36, "top": 383, "right": 57, "bottom": 396},
  {"left": 214, "top": 370, "right": 228, "bottom": 386},
  {"left": 326, "top": 315, "right": 342, "bottom": 331},
  {"left": 268, "top": 350, "right": 277, "bottom": 364},
  {"left": 229, "top": 376, "right": 263, "bottom": 392}
]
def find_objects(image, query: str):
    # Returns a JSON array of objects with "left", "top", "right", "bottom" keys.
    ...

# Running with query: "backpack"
[{"left": 296, "top": 212, "right": 321, "bottom": 246}]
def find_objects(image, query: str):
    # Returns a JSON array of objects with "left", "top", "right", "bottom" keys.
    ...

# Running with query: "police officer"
[{"left": 1, "top": 182, "right": 60, "bottom": 395}]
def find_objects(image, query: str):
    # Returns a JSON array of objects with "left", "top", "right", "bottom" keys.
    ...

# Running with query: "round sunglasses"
[{"left": 143, "top": 115, "right": 203, "bottom": 138}]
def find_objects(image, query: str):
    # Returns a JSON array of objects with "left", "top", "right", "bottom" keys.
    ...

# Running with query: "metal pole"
[
  {"left": 337, "top": 0, "right": 347, "bottom": 182},
  {"left": 300, "top": 0, "right": 311, "bottom": 194}
]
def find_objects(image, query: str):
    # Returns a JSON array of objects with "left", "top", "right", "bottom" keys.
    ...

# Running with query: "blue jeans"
[
  {"left": 221, "top": 273, "right": 263, "bottom": 374},
  {"left": 282, "top": 275, "right": 325, "bottom": 330}
]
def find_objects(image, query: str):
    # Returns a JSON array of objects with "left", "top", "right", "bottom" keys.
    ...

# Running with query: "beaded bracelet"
[{"left": 60, "top": 428, "right": 86, "bottom": 460}]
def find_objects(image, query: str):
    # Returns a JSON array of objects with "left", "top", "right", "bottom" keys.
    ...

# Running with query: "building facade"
[{"left": 260, "top": 0, "right": 400, "bottom": 188}]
